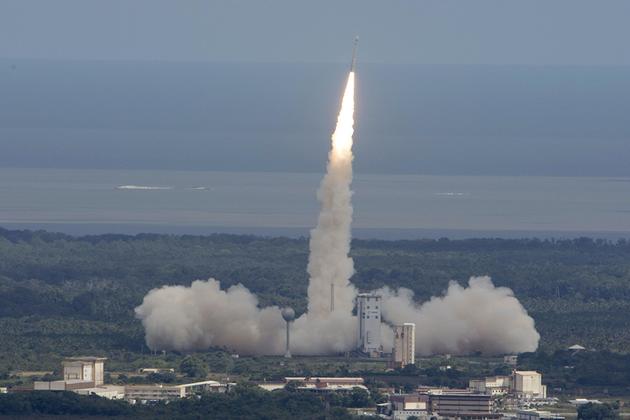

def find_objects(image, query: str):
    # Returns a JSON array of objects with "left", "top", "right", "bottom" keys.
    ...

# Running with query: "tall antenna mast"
[{"left": 330, "top": 283, "right": 335, "bottom": 312}]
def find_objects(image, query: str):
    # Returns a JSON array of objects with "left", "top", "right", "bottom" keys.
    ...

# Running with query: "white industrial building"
[
  {"left": 387, "top": 394, "right": 430, "bottom": 420},
  {"left": 62, "top": 357, "right": 106, "bottom": 386},
  {"left": 469, "top": 371, "right": 546, "bottom": 399},
  {"left": 470, "top": 376, "right": 512, "bottom": 396},
  {"left": 517, "top": 409, "right": 565, "bottom": 420},
  {"left": 513, "top": 371, "right": 546, "bottom": 399},
  {"left": 392, "top": 323, "right": 415, "bottom": 368},
  {"left": 258, "top": 377, "right": 368, "bottom": 393},
  {"left": 125, "top": 380, "right": 231, "bottom": 403},
  {"left": 34, "top": 357, "right": 108, "bottom": 392},
  {"left": 357, "top": 293, "right": 382, "bottom": 357}
]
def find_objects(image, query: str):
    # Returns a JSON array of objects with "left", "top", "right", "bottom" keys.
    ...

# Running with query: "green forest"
[
  {"left": 1, "top": 227, "right": 630, "bottom": 373},
  {"left": 0, "top": 385, "right": 362, "bottom": 419}
]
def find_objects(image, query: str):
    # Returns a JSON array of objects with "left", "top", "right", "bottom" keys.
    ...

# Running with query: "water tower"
[{"left": 281, "top": 307, "right": 295, "bottom": 358}]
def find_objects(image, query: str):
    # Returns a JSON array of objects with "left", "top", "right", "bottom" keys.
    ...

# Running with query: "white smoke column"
[
  {"left": 377, "top": 276, "right": 540, "bottom": 355},
  {"left": 306, "top": 71, "right": 357, "bottom": 316},
  {"left": 285, "top": 72, "right": 359, "bottom": 355}
]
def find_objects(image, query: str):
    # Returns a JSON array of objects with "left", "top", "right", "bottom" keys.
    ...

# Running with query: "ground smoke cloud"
[
  {"left": 135, "top": 279, "right": 285, "bottom": 354},
  {"left": 377, "top": 276, "right": 540, "bottom": 355},
  {"left": 135, "top": 276, "right": 539, "bottom": 356}
]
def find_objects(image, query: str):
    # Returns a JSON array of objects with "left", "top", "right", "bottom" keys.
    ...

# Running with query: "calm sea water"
[{"left": 1, "top": 168, "right": 630, "bottom": 239}]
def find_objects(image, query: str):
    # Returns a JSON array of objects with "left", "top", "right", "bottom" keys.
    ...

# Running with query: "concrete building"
[
  {"left": 429, "top": 391, "right": 498, "bottom": 419},
  {"left": 125, "top": 384, "right": 184, "bottom": 402},
  {"left": 513, "top": 371, "right": 546, "bottom": 399},
  {"left": 569, "top": 399, "right": 602, "bottom": 406},
  {"left": 74, "top": 385, "right": 126, "bottom": 400},
  {"left": 138, "top": 368, "right": 174, "bottom": 374},
  {"left": 469, "top": 376, "right": 512, "bottom": 396},
  {"left": 392, "top": 323, "right": 415, "bottom": 368},
  {"left": 383, "top": 390, "right": 497, "bottom": 419},
  {"left": 34, "top": 380, "right": 94, "bottom": 391},
  {"left": 357, "top": 293, "right": 382, "bottom": 356},
  {"left": 469, "top": 370, "right": 546, "bottom": 399},
  {"left": 517, "top": 410, "right": 565, "bottom": 420},
  {"left": 125, "top": 380, "right": 231, "bottom": 403},
  {"left": 388, "top": 394, "right": 429, "bottom": 420},
  {"left": 33, "top": 357, "right": 124, "bottom": 400},
  {"left": 62, "top": 357, "right": 106, "bottom": 386},
  {"left": 258, "top": 377, "right": 368, "bottom": 393}
]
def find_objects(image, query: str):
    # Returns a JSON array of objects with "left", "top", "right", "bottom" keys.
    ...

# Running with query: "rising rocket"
[{"left": 350, "top": 36, "right": 359, "bottom": 72}]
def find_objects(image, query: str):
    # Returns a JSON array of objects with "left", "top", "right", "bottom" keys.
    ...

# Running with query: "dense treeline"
[
  {"left": 0, "top": 386, "right": 357, "bottom": 419},
  {"left": 520, "top": 350, "right": 630, "bottom": 391},
  {"left": 1, "top": 227, "right": 630, "bottom": 371}
]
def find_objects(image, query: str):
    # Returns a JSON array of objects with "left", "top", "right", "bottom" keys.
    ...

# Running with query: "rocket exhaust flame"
[{"left": 134, "top": 43, "right": 540, "bottom": 356}]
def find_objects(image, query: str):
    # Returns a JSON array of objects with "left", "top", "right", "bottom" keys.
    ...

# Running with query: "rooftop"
[{"left": 63, "top": 357, "right": 107, "bottom": 362}]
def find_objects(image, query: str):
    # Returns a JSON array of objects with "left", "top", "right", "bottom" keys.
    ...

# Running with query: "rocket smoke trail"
[
  {"left": 284, "top": 71, "right": 360, "bottom": 355},
  {"left": 306, "top": 71, "right": 356, "bottom": 316},
  {"left": 135, "top": 49, "right": 540, "bottom": 356}
]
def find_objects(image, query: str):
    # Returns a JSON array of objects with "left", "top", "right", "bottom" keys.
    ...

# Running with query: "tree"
[
  {"left": 284, "top": 380, "right": 304, "bottom": 393},
  {"left": 147, "top": 371, "right": 177, "bottom": 383},
  {"left": 179, "top": 356, "right": 208, "bottom": 378},
  {"left": 347, "top": 387, "right": 370, "bottom": 408},
  {"left": 578, "top": 403, "right": 619, "bottom": 420}
]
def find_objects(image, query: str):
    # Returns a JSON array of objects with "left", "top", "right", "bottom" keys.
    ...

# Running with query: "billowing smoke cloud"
[
  {"left": 377, "top": 276, "right": 540, "bottom": 355},
  {"left": 135, "top": 279, "right": 285, "bottom": 354},
  {"left": 134, "top": 70, "right": 540, "bottom": 356},
  {"left": 135, "top": 276, "right": 539, "bottom": 356}
]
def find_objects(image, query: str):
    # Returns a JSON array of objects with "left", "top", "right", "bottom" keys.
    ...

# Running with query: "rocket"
[{"left": 350, "top": 36, "right": 359, "bottom": 72}]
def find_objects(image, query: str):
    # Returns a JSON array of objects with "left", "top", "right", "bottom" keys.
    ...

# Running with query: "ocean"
[{"left": 1, "top": 168, "right": 630, "bottom": 239}]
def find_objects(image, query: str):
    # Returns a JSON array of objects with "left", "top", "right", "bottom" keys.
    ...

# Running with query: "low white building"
[
  {"left": 517, "top": 409, "right": 565, "bottom": 420},
  {"left": 569, "top": 398, "right": 602, "bottom": 406},
  {"left": 125, "top": 380, "right": 232, "bottom": 403},
  {"left": 470, "top": 376, "right": 512, "bottom": 396},
  {"left": 470, "top": 370, "right": 546, "bottom": 399},
  {"left": 124, "top": 384, "right": 185, "bottom": 402},
  {"left": 138, "top": 368, "right": 175, "bottom": 374},
  {"left": 258, "top": 377, "right": 367, "bottom": 393},
  {"left": 34, "top": 379, "right": 92, "bottom": 391},
  {"left": 74, "top": 385, "right": 126, "bottom": 400},
  {"left": 389, "top": 394, "right": 430, "bottom": 420}
]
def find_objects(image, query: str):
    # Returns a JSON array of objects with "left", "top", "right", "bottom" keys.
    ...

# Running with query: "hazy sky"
[
  {"left": 2, "top": 1, "right": 630, "bottom": 176},
  {"left": 3, "top": 0, "right": 630, "bottom": 65}
]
